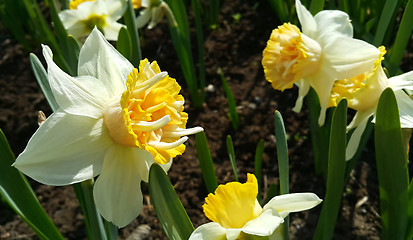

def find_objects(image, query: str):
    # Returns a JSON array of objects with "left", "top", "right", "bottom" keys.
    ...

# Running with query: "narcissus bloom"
[
  {"left": 189, "top": 174, "right": 322, "bottom": 240},
  {"left": 329, "top": 46, "right": 413, "bottom": 160},
  {"left": 262, "top": 0, "right": 380, "bottom": 125},
  {"left": 59, "top": 0, "right": 127, "bottom": 41},
  {"left": 13, "top": 28, "right": 203, "bottom": 227},
  {"left": 135, "top": 0, "right": 176, "bottom": 29}
]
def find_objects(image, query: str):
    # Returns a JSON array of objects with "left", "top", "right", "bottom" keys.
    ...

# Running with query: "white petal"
[
  {"left": 104, "top": 0, "right": 127, "bottom": 20},
  {"left": 13, "top": 111, "right": 111, "bottom": 185},
  {"left": 389, "top": 71, "right": 413, "bottom": 91},
  {"left": 307, "top": 71, "right": 335, "bottom": 126},
  {"left": 263, "top": 193, "right": 322, "bottom": 218},
  {"left": 347, "top": 110, "right": 374, "bottom": 130},
  {"left": 189, "top": 222, "right": 227, "bottom": 240},
  {"left": 42, "top": 45, "right": 109, "bottom": 118},
  {"left": 136, "top": 9, "right": 152, "bottom": 28},
  {"left": 241, "top": 209, "right": 284, "bottom": 236},
  {"left": 102, "top": 19, "right": 125, "bottom": 41},
  {"left": 295, "top": 0, "right": 317, "bottom": 37},
  {"left": 314, "top": 10, "right": 353, "bottom": 38},
  {"left": 322, "top": 37, "right": 380, "bottom": 80},
  {"left": 346, "top": 114, "right": 371, "bottom": 161},
  {"left": 78, "top": 28, "right": 133, "bottom": 97},
  {"left": 59, "top": 10, "right": 81, "bottom": 30},
  {"left": 292, "top": 79, "right": 310, "bottom": 113},
  {"left": 226, "top": 229, "right": 242, "bottom": 240},
  {"left": 94, "top": 145, "right": 150, "bottom": 227},
  {"left": 395, "top": 90, "right": 413, "bottom": 128}
]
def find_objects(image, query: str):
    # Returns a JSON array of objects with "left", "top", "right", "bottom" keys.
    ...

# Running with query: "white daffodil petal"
[
  {"left": 395, "top": 90, "right": 413, "bottom": 128},
  {"left": 241, "top": 209, "right": 284, "bottom": 236},
  {"left": 263, "top": 193, "right": 322, "bottom": 218},
  {"left": 389, "top": 71, "right": 413, "bottom": 91},
  {"left": 308, "top": 71, "right": 335, "bottom": 126},
  {"left": 58, "top": 10, "right": 80, "bottom": 29},
  {"left": 292, "top": 79, "right": 310, "bottom": 113},
  {"left": 226, "top": 229, "right": 242, "bottom": 240},
  {"left": 322, "top": 37, "right": 380, "bottom": 80},
  {"left": 94, "top": 145, "right": 146, "bottom": 227},
  {"left": 13, "top": 112, "right": 111, "bottom": 185},
  {"left": 295, "top": 0, "right": 317, "bottom": 37},
  {"left": 43, "top": 45, "right": 109, "bottom": 119},
  {"left": 103, "top": 20, "right": 125, "bottom": 41},
  {"left": 314, "top": 10, "right": 353, "bottom": 38},
  {"left": 136, "top": 9, "right": 152, "bottom": 28},
  {"left": 189, "top": 222, "right": 227, "bottom": 240},
  {"left": 346, "top": 115, "right": 370, "bottom": 161},
  {"left": 78, "top": 28, "right": 133, "bottom": 97},
  {"left": 134, "top": 148, "right": 155, "bottom": 182},
  {"left": 105, "top": 0, "right": 127, "bottom": 19}
]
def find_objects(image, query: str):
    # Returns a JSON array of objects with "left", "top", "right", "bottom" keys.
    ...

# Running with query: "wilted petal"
[
  {"left": 241, "top": 209, "right": 284, "bottom": 236},
  {"left": 263, "top": 193, "right": 322, "bottom": 218},
  {"left": 43, "top": 45, "right": 109, "bottom": 119},
  {"left": 78, "top": 28, "right": 133, "bottom": 97},
  {"left": 13, "top": 112, "right": 111, "bottom": 185},
  {"left": 94, "top": 145, "right": 149, "bottom": 227},
  {"left": 189, "top": 222, "right": 227, "bottom": 240}
]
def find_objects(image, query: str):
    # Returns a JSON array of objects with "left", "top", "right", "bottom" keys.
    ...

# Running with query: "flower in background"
[
  {"left": 262, "top": 0, "right": 380, "bottom": 126},
  {"left": 329, "top": 46, "right": 413, "bottom": 160},
  {"left": 13, "top": 28, "right": 203, "bottom": 227},
  {"left": 135, "top": 0, "right": 177, "bottom": 29},
  {"left": 189, "top": 174, "right": 322, "bottom": 240},
  {"left": 59, "top": 0, "right": 127, "bottom": 41}
]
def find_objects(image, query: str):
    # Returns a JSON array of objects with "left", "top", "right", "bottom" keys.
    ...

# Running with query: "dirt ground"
[{"left": 1, "top": 0, "right": 411, "bottom": 239}]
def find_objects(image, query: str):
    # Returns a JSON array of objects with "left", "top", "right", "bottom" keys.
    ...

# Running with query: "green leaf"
[
  {"left": 219, "top": 68, "right": 239, "bottom": 130},
  {"left": 123, "top": 0, "right": 141, "bottom": 66},
  {"left": 373, "top": 0, "right": 400, "bottom": 46},
  {"left": 254, "top": 139, "right": 265, "bottom": 201},
  {"left": 375, "top": 88, "right": 409, "bottom": 239},
  {"left": 226, "top": 135, "right": 238, "bottom": 182},
  {"left": 0, "top": 130, "right": 64, "bottom": 240},
  {"left": 314, "top": 99, "right": 347, "bottom": 240},
  {"left": 190, "top": 0, "right": 206, "bottom": 92},
  {"left": 195, "top": 132, "right": 218, "bottom": 193},
  {"left": 407, "top": 179, "right": 413, "bottom": 239},
  {"left": 116, "top": 27, "right": 133, "bottom": 62},
  {"left": 149, "top": 164, "right": 194, "bottom": 240},
  {"left": 309, "top": 0, "right": 325, "bottom": 14},
  {"left": 30, "top": 53, "right": 59, "bottom": 111},
  {"left": 274, "top": 111, "right": 290, "bottom": 240}
]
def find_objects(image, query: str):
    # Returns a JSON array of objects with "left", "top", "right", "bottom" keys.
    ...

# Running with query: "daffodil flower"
[
  {"left": 262, "top": 0, "right": 380, "bottom": 125},
  {"left": 59, "top": 0, "right": 127, "bottom": 41},
  {"left": 189, "top": 174, "right": 322, "bottom": 240},
  {"left": 13, "top": 28, "right": 203, "bottom": 227},
  {"left": 329, "top": 46, "right": 413, "bottom": 160},
  {"left": 135, "top": 0, "right": 177, "bottom": 29}
]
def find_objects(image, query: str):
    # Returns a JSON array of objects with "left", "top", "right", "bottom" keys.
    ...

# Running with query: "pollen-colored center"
[
  {"left": 69, "top": 0, "right": 96, "bottom": 9},
  {"left": 328, "top": 46, "right": 387, "bottom": 110},
  {"left": 82, "top": 14, "right": 107, "bottom": 32},
  {"left": 104, "top": 59, "right": 198, "bottom": 164},
  {"left": 262, "top": 23, "right": 322, "bottom": 91},
  {"left": 203, "top": 174, "right": 263, "bottom": 229}
]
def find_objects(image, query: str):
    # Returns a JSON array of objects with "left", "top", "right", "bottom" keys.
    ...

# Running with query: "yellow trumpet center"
[
  {"left": 203, "top": 174, "right": 263, "bottom": 229},
  {"left": 262, "top": 23, "right": 322, "bottom": 91},
  {"left": 104, "top": 59, "right": 188, "bottom": 164},
  {"left": 328, "top": 46, "right": 387, "bottom": 110},
  {"left": 69, "top": 0, "right": 96, "bottom": 9},
  {"left": 132, "top": 0, "right": 142, "bottom": 9}
]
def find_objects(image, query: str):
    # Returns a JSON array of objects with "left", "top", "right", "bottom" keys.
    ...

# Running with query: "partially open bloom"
[
  {"left": 135, "top": 0, "right": 176, "bottom": 29},
  {"left": 59, "top": 0, "right": 127, "bottom": 41},
  {"left": 13, "top": 28, "right": 203, "bottom": 227},
  {"left": 262, "top": 0, "right": 380, "bottom": 125},
  {"left": 189, "top": 174, "right": 322, "bottom": 240},
  {"left": 329, "top": 46, "right": 413, "bottom": 160}
]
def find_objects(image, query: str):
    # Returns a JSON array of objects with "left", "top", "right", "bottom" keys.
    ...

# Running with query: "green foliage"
[
  {"left": 123, "top": 0, "right": 142, "bottom": 66},
  {"left": 226, "top": 135, "right": 239, "bottom": 182},
  {"left": 117, "top": 27, "right": 133, "bottom": 62},
  {"left": 375, "top": 88, "right": 409, "bottom": 239},
  {"left": 219, "top": 68, "right": 239, "bottom": 130},
  {"left": 195, "top": 132, "right": 218, "bottom": 193},
  {"left": 254, "top": 139, "right": 265, "bottom": 201},
  {"left": 0, "top": 130, "right": 64, "bottom": 240},
  {"left": 149, "top": 164, "right": 195, "bottom": 240},
  {"left": 314, "top": 99, "right": 347, "bottom": 240}
]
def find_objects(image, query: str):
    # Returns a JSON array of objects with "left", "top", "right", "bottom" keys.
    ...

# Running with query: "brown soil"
[{"left": 2, "top": 0, "right": 410, "bottom": 239}]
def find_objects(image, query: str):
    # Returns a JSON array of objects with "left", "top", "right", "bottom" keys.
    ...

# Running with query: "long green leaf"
[
  {"left": 123, "top": 0, "right": 141, "bottom": 66},
  {"left": 226, "top": 135, "right": 238, "bottom": 182},
  {"left": 388, "top": 0, "right": 413, "bottom": 75},
  {"left": 191, "top": 0, "right": 206, "bottom": 92},
  {"left": 219, "top": 68, "right": 239, "bottom": 130},
  {"left": 149, "top": 164, "right": 194, "bottom": 240},
  {"left": 407, "top": 179, "right": 413, "bottom": 239},
  {"left": 314, "top": 99, "right": 347, "bottom": 240},
  {"left": 254, "top": 139, "right": 265, "bottom": 201},
  {"left": 309, "top": 0, "right": 325, "bottom": 14},
  {"left": 195, "top": 132, "right": 218, "bottom": 193},
  {"left": 375, "top": 88, "right": 409, "bottom": 239},
  {"left": 373, "top": 0, "right": 400, "bottom": 46},
  {"left": 274, "top": 111, "right": 289, "bottom": 240},
  {"left": 117, "top": 27, "right": 133, "bottom": 62},
  {"left": 0, "top": 130, "right": 64, "bottom": 240}
]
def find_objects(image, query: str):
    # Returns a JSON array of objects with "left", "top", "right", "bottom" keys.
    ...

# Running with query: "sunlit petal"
[
  {"left": 241, "top": 209, "right": 284, "bottom": 236},
  {"left": 189, "top": 222, "right": 227, "bottom": 240},
  {"left": 263, "top": 193, "right": 322, "bottom": 218}
]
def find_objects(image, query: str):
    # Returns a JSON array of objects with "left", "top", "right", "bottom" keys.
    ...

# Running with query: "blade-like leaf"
[
  {"left": 123, "top": 0, "right": 141, "bottom": 65},
  {"left": 149, "top": 164, "right": 194, "bottom": 240},
  {"left": 226, "top": 135, "right": 238, "bottom": 182},
  {"left": 314, "top": 99, "right": 347, "bottom": 240},
  {"left": 195, "top": 132, "right": 218, "bottom": 193},
  {"left": 375, "top": 88, "right": 409, "bottom": 239},
  {"left": 219, "top": 68, "right": 239, "bottom": 130},
  {"left": 0, "top": 130, "right": 64, "bottom": 240},
  {"left": 116, "top": 27, "right": 133, "bottom": 62},
  {"left": 254, "top": 139, "right": 265, "bottom": 201}
]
